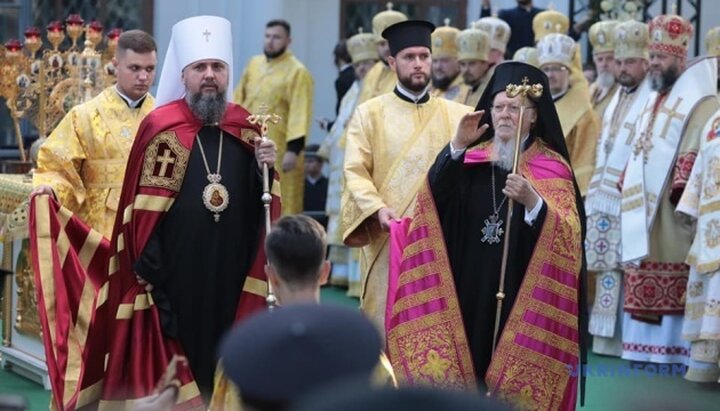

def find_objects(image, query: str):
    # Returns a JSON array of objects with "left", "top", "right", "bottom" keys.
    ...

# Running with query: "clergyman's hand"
[
  {"left": 282, "top": 151, "right": 298, "bottom": 172},
  {"left": 451, "top": 110, "right": 489, "bottom": 151},
  {"left": 376, "top": 207, "right": 398, "bottom": 232},
  {"left": 131, "top": 386, "right": 178, "bottom": 411},
  {"left": 503, "top": 173, "right": 540, "bottom": 209},
  {"left": 254, "top": 137, "right": 277, "bottom": 170},
  {"left": 29, "top": 185, "right": 56, "bottom": 200},
  {"left": 135, "top": 273, "right": 154, "bottom": 292}
]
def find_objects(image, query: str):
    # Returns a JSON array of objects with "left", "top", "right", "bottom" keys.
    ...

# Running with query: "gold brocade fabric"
[
  {"left": 553, "top": 77, "right": 599, "bottom": 194},
  {"left": 357, "top": 61, "right": 397, "bottom": 104},
  {"left": 0, "top": 174, "right": 33, "bottom": 241},
  {"left": 33, "top": 87, "right": 155, "bottom": 238},
  {"left": 460, "top": 65, "right": 494, "bottom": 109},
  {"left": 341, "top": 94, "right": 472, "bottom": 332},
  {"left": 589, "top": 81, "right": 619, "bottom": 120},
  {"left": 486, "top": 142, "right": 583, "bottom": 410},
  {"left": 234, "top": 51, "right": 314, "bottom": 215},
  {"left": 431, "top": 75, "right": 470, "bottom": 105},
  {"left": 461, "top": 83, "right": 485, "bottom": 108}
]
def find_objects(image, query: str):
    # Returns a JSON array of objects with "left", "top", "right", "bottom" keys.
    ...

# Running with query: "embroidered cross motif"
[
  {"left": 595, "top": 239, "right": 609, "bottom": 253},
  {"left": 600, "top": 294, "right": 614, "bottom": 307},
  {"left": 623, "top": 122, "right": 637, "bottom": 145},
  {"left": 140, "top": 131, "right": 190, "bottom": 192},
  {"left": 602, "top": 275, "right": 616, "bottom": 289},
  {"left": 658, "top": 97, "right": 686, "bottom": 139},
  {"left": 156, "top": 149, "right": 176, "bottom": 178},
  {"left": 203, "top": 29, "right": 211, "bottom": 42},
  {"left": 597, "top": 216, "right": 611, "bottom": 232}
]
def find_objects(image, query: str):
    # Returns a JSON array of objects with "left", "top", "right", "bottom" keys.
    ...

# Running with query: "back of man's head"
[
  {"left": 116, "top": 29, "right": 156, "bottom": 57},
  {"left": 265, "top": 215, "right": 326, "bottom": 289},
  {"left": 220, "top": 304, "right": 382, "bottom": 411}
]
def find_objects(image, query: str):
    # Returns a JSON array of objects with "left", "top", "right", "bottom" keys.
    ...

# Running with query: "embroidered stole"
[
  {"left": 621, "top": 59, "right": 718, "bottom": 263},
  {"left": 386, "top": 142, "right": 583, "bottom": 411}
]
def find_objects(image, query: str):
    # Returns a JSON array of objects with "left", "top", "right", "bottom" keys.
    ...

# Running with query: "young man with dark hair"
[
  {"left": 266, "top": 19, "right": 291, "bottom": 36},
  {"left": 265, "top": 215, "right": 330, "bottom": 305},
  {"left": 31, "top": 29, "right": 158, "bottom": 237}
]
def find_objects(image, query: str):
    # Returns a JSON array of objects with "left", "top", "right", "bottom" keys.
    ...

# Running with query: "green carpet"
[{"left": 2, "top": 288, "right": 719, "bottom": 410}]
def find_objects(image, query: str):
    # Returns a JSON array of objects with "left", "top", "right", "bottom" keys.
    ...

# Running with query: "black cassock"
[
  {"left": 135, "top": 125, "right": 264, "bottom": 392},
  {"left": 427, "top": 143, "right": 547, "bottom": 384}
]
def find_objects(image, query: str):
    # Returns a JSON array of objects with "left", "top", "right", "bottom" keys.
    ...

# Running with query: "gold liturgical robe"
[
  {"left": 431, "top": 75, "right": 470, "bottom": 105},
  {"left": 357, "top": 61, "right": 397, "bottom": 104},
  {"left": 459, "top": 66, "right": 494, "bottom": 108},
  {"left": 34, "top": 87, "right": 154, "bottom": 238},
  {"left": 589, "top": 81, "right": 619, "bottom": 121},
  {"left": 234, "top": 50, "right": 314, "bottom": 215},
  {"left": 342, "top": 92, "right": 472, "bottom": 332},
  {"left": 555, "top": 87, "right": 601, "bottom": 195}
]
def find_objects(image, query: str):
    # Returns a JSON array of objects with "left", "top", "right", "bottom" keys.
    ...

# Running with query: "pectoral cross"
[
  {"left": 658, "top": 97, "right": 686, "bottom": 139},
  {"left": 203, "top": 29, "right": 211, "bottom": 42},
  {"left": 248, "top": 103, "right": 282, "bottom": 137},
  {"left": 157, "top": 149, "right": 175, "bottom": 178}
]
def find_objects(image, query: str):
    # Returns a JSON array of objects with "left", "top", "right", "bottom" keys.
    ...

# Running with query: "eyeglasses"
[
  {"left": 541, "top": 65, "right": 568, "bottom": 74},
  {"left": 491, "top": 104, "right": 536, "bottom": 114}
]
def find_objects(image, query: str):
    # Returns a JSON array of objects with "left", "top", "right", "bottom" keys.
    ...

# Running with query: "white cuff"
[
  {"left": 524, "top": 197, "right": 543, "bottom": 225},
  {"left": 449, "top": 141, "right": 466, "bottom": 160}
]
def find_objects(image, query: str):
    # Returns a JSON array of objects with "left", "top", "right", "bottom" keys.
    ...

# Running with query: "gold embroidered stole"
[
  {"left": 486, "top": 143, "right": 582, "bottom": 411},
  {"left": 621, "top": 58, "right": 718, "bottom": 263}
]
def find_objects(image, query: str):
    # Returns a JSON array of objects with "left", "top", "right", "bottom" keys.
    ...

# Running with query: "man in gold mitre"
[
  {"left": 357, "top": 2, "right": 408, "bottom": 104},
  {"left": 430, "top": 19, "right": 467, "bottom": 103},
  {"left": 535, "top": 13, "right": 600, "bottom": 195},
  {"left": 588, "top": 20, "right": 620, "bottom": 119},
  {"left": 456, "top": 22, "right": 493, "bottom": 108}
]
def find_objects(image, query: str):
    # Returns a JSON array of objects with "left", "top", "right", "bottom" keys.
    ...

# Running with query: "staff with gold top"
[
  {"left": 248, "top": 105, "right": 281, "bottom": 309},
  {"left": 386, "top": 62, "right": 586, "bottom": 410},
  {"left": 491, "top": 76, "right": 543, "bottom": 353}
]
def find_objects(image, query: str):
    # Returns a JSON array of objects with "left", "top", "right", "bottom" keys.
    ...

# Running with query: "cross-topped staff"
[
  {"left": 248, "top": 104, "right": 282, "bottom": 309},
  {"left": 491, "top": 77, "right": 543, "bottom": 354}
]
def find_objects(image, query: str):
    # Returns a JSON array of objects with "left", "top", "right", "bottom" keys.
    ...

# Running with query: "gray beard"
[
  {"left": 493, "top": 136, "right": 515, "bottom": 171},
  {"left": 597, "top": 71, "right": 615, "bottom": 89},
  {"left": 187, "top": 91, "right": 226, "bottom": 125}
]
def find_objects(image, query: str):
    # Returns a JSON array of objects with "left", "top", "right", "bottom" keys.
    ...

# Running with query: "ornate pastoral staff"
[
  {"left": 491, "top": 77, "right": 543, "bottom": 353},
  {"left": 248, "top": 105, "right": 281, "bottom": 309}
]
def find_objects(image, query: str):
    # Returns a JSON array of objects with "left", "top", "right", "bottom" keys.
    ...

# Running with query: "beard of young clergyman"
[
  {"left": 399, "top": 71, "right": 430, "bottom": 93},
  {"left": 188, "top": 89, "right": 226, "bottom": 125},
  {"left": 492, "top": 135, "right": 515, "bottom": 171},
  {"left": 264, "top": 46, "right": 287, "bottom": 59}
]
